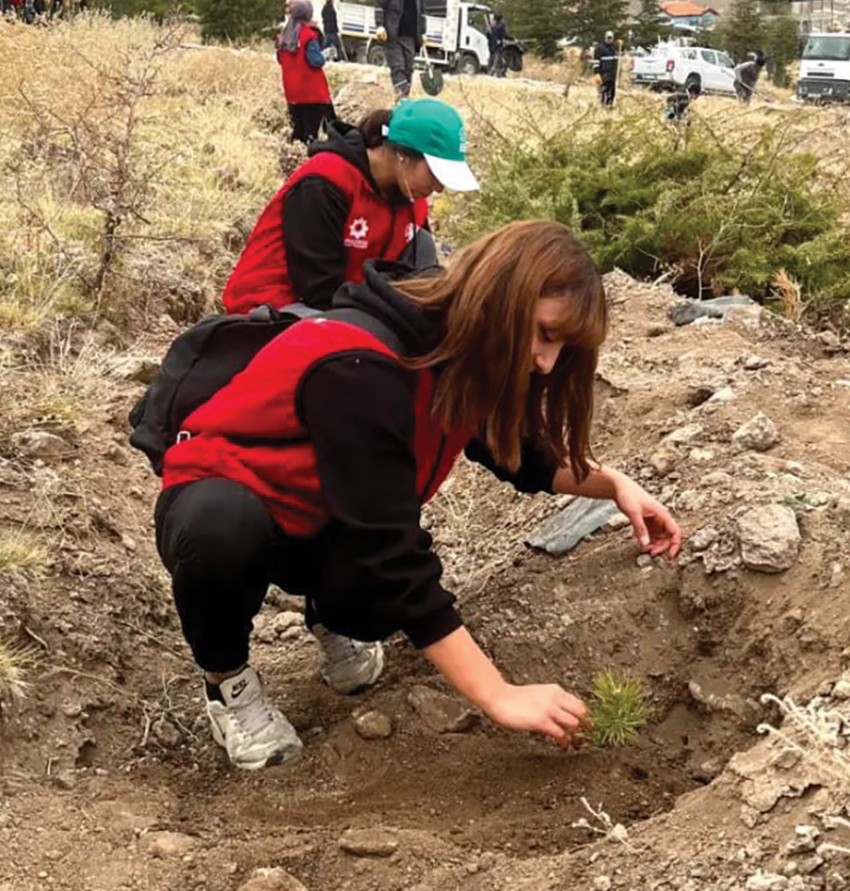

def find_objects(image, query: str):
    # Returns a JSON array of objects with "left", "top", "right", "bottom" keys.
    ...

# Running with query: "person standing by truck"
[
  {"left": 276, "top": 0, "right": 336, "bottom": 144},
  {"left": 593, "top": 30, "right": 619, "bottom": 107},
  {"left": 322, "top": 0, "right": 345, "bottom": 62},
  {"left": 375, "top": 0, "right": 424, "bottom": 100},
  {"left": 488, "top": 13, "right": 508, "bottom": 77}
]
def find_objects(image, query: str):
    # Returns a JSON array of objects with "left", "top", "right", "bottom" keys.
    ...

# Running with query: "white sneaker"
[
  {"left": 312, "top": 624, "right": 385, "bottom": 695},
  {"left": 205, "top": 666, "right": 303, "bottom": 770}
]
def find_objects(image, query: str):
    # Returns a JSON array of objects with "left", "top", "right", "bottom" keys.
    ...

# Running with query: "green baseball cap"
[{"left": 387, "top": 99, "right": 479, "bottom": 193}]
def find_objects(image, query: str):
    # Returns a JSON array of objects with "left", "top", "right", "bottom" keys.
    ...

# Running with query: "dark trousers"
[
  {"left": 488, "top": 48, "right": 505, "bottom": 77},
  {"left": 386, "top": 36, "right": 416, "bottom": 98},
  {"left": 600, "top": 78, "right": 616, "bottom": 106},
  {"left": 288, "top": 103, "right": 336, "bottom": 144},
  {"left": 323, "top": 32, "right": 345, "bottom": 61},
  {"left": 155, "top": 479, "right": 326, "bottom": 673}
]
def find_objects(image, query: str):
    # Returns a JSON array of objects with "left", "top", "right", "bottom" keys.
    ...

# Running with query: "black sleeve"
[
  {"left": 464, "top": 436, "right": 558, "bottom": 495},
  {"left": 283, "top": 176, "right": 350, "bottom": 310},
  {"left": 299, "top": 352, "right": 463, "bottom": 649}
]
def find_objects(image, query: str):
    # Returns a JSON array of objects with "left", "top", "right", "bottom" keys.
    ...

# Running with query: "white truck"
[
  {"left": 337, "top": 0, "right": 524, "bottom": 76},
  {"left": 797, "top": 32, "right": 850, "bottom": 102},
  {"left": 631, "top": 41, "right": 737, "bottom": 96}
]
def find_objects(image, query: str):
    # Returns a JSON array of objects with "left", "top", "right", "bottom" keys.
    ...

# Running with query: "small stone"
[
  {"left": 636, "top": 554, "right": 653, "bottom": 568},
  {"left": 691, "top": 758, "right": 725, "bottom": 783},
  {"left": 594, "top": 878, "right": 613, "bottom": 891},
  {"left": 236, "top": 867, "right": 308, "bottom": 891},
  {"left": 746, "top": 872, "right": 789, "bottom": 890},
  {"left": 272, "top": 611, "right": 303, "bottom": 634},
  {"left": 140, "top": 831, "right": 197, "bottom": 859},
  {"left": 709, "top": 386, "right": 736, "bottom": 403},
  {"left": 734, "top": 413, "right": 781, "bottom": 452},
  {"left": 744, "top": 356, "right": 771, "bottom": 370},
  {"left": 819, "top": 330, "right": 842, "bottom": 352},
  {"left": 796, "top": 855, "right": 825, "bottom": 875},
  {"left": 607, "top": 512, "right": 631, "bottom": 530},
  {"left": 832, "top": 676, "right": 850, "bottom": 700},
  {"left": 354, "top": 710, "right": 393, "bottom": 741},
  {"left": 121, "top": 534, "right": 137, "bottom": 552},
  {"left": 665, "top": 423, "right": 704, "bottom": 445},
  {"left": 741, "top": 805, "right": 760, "bottom": 829},
  {"left": 109, "top": 356, "right": 161, "bottom": 384},
  {"left": 650, "top": 443, "right": 681, "bottom": 477},
  {"left": 690, "top": 448, "right": 715, "bottom": 462},
  {"left": 690, "top": 526, "right": 719, "bottom": 552},
  {"left": 339, "top": 828, "right": 399, "bottom": 858},
  {"left": 787, "top": 826, "right": 821, "bottom": 856},
  {"left": 738, "top": 504, "right": 801, "bottom": 574},
  {"left": 408, "top": 686, "right": 478, "bottom": 734},
  {"left": 11, "top": 431, "right": 71, "bottom": 460},
  {"left": 771, "top": 747, "right": 802, "bottom": 770},
  {"left": 52, "top": 770, "right": 76, "bottom": 791},
  {"left": 829, "top": 563, "right": 846, "bottom": 589},
  {"left": 152, "top": 717, "right": 182, "bottom": 748},
  {"left": 61, "top": 702, "right": 83, "bottom": 718},
  {"left": 44, "top": 850, "right": 63, "bottom": 862}
]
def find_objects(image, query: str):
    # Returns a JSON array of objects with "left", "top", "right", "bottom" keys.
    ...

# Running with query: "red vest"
[
  {"left": 223, "top": 153, "right": 430, "bottom": 315},
  {"left": 161, "top": 320, "right": 469, "bottom": 538},
  {"left": 278, "top": 25, "right": 331, "bottom": 106}
]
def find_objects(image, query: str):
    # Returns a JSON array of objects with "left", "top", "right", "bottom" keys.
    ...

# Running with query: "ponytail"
[{"left": 358, "top": 109, "right": 393, "bottom": 148}]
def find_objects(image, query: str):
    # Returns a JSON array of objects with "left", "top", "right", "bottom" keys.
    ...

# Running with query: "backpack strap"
[{"left": 321, "top": 307, "right": 406, "bottom": 357}]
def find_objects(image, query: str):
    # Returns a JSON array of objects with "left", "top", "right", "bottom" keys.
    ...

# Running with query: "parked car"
[{"left": 632, "top": 42, "right": 737, "bottom": 96}]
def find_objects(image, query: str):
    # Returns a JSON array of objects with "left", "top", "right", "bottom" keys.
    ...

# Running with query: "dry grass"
[
  {"left": 772, "top": 269, "right": 805, "bottom": 324},
  {"left": 0, "top": 640, "right": 37, "bottom": 705},
  {"left": 0, "top": 530, "right": 47, "bottom": 576}
]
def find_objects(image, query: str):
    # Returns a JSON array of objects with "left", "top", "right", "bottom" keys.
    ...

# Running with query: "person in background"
[
  {"left": 375, "top": 0, "right": 424, "bottom": 101},
  {"left": 734, "top": 50, "right": 765, "bottom": 106},
  {"left": 321, "top": 0, "right": 345, "bottom": 62},
  {"left": 593, "top": 30, "right": 619, "bottom": 107},
  {"left": 276, "top": 0, "right": 336, "bottom": 144},
  {"left": 155, "top": 219, "right": 683, "bottom": 771},
  {"left": 488, "top": 13, "right": 507, "bottom": 78},
  {"left": 223, "top": 98, "right": 479, "bottom": 315}
]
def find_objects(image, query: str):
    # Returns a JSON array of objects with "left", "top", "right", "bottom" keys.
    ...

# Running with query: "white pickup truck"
[
  {"left": 337, "top": 0, "right": 524, "bottom": 75},
  {"left": 632, "top": 42, "right": 737, "bottom": 96}
]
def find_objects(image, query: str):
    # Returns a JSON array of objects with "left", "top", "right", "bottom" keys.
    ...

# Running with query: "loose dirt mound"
[{"left": 3, "top": 268, "right": 850, "bottom": 891}]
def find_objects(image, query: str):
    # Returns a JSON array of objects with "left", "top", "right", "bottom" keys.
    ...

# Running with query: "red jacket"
[
  {"left": 161, "top": 319, "right": 468, "bottom": 539},
  {"left": 223, "top": 127, "right": 430, "bottom": 315},
  {"left": 278, "top": 25, "right": 331, "bottom": 105}
]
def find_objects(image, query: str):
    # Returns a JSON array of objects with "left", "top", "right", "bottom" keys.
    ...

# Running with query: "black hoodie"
[
  {"left": 284, "top": 122, "right": 418, "bottom": 310},
  {"left": 296, "top": 262, "right": 559, "bottom": 648}
]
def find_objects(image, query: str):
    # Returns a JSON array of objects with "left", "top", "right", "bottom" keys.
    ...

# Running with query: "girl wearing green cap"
[{"left": 223, "top": 98, "right": 478, "bottom": 315}]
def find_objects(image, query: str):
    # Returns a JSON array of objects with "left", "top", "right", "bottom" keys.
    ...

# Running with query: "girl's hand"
[
  {"left": 483, "top": 683, "right": 589, "bottom": 748},
  {"left": 613, "top": 477, "right": 683, "bottom": 559}
]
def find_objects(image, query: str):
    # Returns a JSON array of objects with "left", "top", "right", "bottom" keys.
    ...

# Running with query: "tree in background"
[
  {"left": 564, "top": 0, "right": 629, "bottom": 48},
  {"left": 493, "top": 0, "right": 568, "bottom": 59},
  {"left": 714, "top": 0, "right": 766, "bottom": 62},
  {"left": 197, "top": 0, "right": 277, "bottom": 41},
  {"left": 630, "top": 0, "right": 672, "bottom": 50},
  {"left": 764, "top": 1, "right": 800, "bottom": 87}
]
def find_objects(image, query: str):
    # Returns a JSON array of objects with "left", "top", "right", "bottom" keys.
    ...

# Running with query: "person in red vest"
[
  {"left": 223, "top": 98, "right": 479, "bottom": 315},
  {"left": 276, "top": 0, "right": 335, "bottom": 144},
  {"left": 155, "top": 219, "right": 682, "bottom": 770}
]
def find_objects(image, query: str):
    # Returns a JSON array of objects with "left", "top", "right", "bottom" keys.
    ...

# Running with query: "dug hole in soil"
[{"left": 3, "top": 271, "right": 850, "bottom": 891}]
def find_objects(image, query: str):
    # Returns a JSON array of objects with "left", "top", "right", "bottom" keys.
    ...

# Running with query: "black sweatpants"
[
  {"left": 600, "top": 78, "right": 616, "bottom": 106},
  {"left": 155, "top": 479, "right": 325, "bottom": 673},
  {"left": 288, "top": 103, "right": 336, "bottom": 144}
]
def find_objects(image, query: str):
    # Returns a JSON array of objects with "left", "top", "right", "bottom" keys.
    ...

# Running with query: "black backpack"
[{"left": 128, "top": 303, "right": 403, "bottom": 476}]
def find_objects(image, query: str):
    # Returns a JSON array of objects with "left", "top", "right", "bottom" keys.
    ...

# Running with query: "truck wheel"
[
  {"left": 505, "top": 47, "right": 522, "bottom": 72},
  {"left": 457, "top": 53, "right": 479, "bottom": 76},
  {"left": 367, "top": 43, "right": 387, "bottom": 67},
  {"left": 684, "top": 74, "right": 702, "bottom": 96}
]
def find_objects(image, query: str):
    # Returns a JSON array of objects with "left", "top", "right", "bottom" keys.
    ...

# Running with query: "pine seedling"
[{"left": 591, "top": 671, "right": 648, "bottom": 748}]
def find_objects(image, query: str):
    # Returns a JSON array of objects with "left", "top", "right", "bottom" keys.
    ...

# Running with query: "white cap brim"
[{"left": 424, "top": 154, "right": 480, "bottom": 192}]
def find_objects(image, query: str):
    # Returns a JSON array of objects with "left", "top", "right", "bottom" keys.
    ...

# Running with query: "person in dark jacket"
[
  {"left": 223, "top": 98, "right": 479, "bottom": 315},
  {"left": 277, "top": 0, "right": 335, "bottom": 144},
  {"left": 376, "top": 0, "right": 424, "bottom": 99},
  {"left": 155, "top": 219, "right": 682, "bottom": 770},
  {"left": 593, "top": 30, "right": 619, "bottom": 107},
  {"left": 488, "top": 13, "right": 508, "bottom": 77},
  {"left": 734, "top": 50, "right": 765, "bottom": 105},
  {"left": 321, "top": 0, "right": 345, "bottom": 61}
]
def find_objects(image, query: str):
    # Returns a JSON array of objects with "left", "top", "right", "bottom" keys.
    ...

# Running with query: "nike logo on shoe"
[{"left": 230, "top": 679, "right": 248, "bottom": 700}]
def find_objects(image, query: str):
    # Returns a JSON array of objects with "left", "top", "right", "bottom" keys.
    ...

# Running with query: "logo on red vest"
[{"left": 345, "top": 217, "right": 370, "bottom": 250}]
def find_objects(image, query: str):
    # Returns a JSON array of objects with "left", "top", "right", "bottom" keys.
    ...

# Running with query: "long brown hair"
[{"left": 398, "top": 220, "right": 608, "bottom": 481}]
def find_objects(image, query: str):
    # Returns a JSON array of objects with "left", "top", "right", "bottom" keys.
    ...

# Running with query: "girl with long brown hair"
[{"left": 154, "top": 220, "right": 681, "bottom": 771}]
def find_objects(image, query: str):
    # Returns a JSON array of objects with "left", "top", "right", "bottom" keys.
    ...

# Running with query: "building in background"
[
  {"left": 658, "top": 1, "right": 720, "bottom": 31},
  {"left": 792, "top": 0, "right": 850, "bottom": 33}
]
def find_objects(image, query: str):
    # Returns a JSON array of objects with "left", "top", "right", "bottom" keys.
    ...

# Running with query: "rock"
[
  {"left": 738, "top": 504, "right": 801, "bottom": 574},
  {"left": 690, "top": 447, "right": 715, "bottom": 462},
  {"left": 787, "top": 826, "right": 821, "bottom": 856},
  {"left": 607, "top": 512, "right": 631, "bottom": 530},
  {"left": 650, "top": 443, "right": 681, "bottom": 477},
  {"left": 339, "top": 828, "right": 399, "bottom": 857},
  {"left": 11, "top": 431, "right": 71, "bottom": 460},
  {"left": 52, "top": 770, "right": 77, "bottom": 791},
  {"left": 686, "top": 385, "right": 715, "bottom": 407},
  {"left": 709, "top": 386, "right": 736, "bottom": 403},
  {"left": 671, "top": 295, "right": 756, "bottom": 327},
  {"left": 108, "top": 356, "right": 161, "bottom": 384},
  {"left": 665, "top": 423, "right": 704, "bottom": 445},
  {"left": 272, "top": 611, "right": 303, "bottom": 634},
  {"left": 152, "top": 717, "right": 182, "bottom": 748},
  {"left": 594, "top": 878, "right": 613, "bottom": 891},
  {"left": 408, "top": 686, "right": 478, "bottom": 734},
  {"left": 734, "top": 413, "right": 781, "bottom": 452},
  {"left": 741, "top": 805, "right": 761, "bottom": 829},
  {"left": 771, "top": 747, "right": 802, "bottom": 771},
  {"left": 747, "top": 872, "right": 789, "bottom": 890},
  {"left": 819, "top": 330, "right": 842, "bottom": 352},
  {"left": 691, "top": 758, "right": 725, "bottom": 783},
  {"left": 527, "top": 497, "right": 620, "bottom": 555},
  {"left": 354, "top": 710, "right": 393, "bottom": 740},
  {"left": 237, "top": 867, "right": 308, "bottom": 891},
  {"left": 832, "top": 674, "right": 850, "bottom": 699},
  {"left": 140, "top": 831, "right": 197, "bottom": 859},
  {"left": 744, "top": 356, "right": 771, "bottom": 370},
  {"left": 690, "top": 526, "right": 719, "bottom": 552}
]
